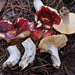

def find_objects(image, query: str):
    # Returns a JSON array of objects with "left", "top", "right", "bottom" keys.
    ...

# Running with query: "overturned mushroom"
[
  {"left": 53, "top": 7, "right": 75, "bottom": 34},
  {"left": 33, "top": 0, "right": 61, "bottom": 29},
  {"left": 2, "top": 45, "right": 21, "bottom": 69},
  {"left": 38, "top": 34, "right": 68, "bottom": 68},
  {"left": 19, "top": 38, "right": 36, "bottom": 70}
]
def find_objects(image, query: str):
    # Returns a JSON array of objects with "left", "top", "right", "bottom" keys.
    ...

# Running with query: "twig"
[{"left": 64, "top": 65, "right": 70, "bottom": 75}]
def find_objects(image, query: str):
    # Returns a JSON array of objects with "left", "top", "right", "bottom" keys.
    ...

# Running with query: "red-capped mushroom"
[
  {"left": 1, "top": 18, "right": 34, "bottom": 69},
  {"left": 33, "top": 0, "right": 61, "bottom": 29},
  {"left": 0, "top": 18, "right": 34, "bottom": 42}
]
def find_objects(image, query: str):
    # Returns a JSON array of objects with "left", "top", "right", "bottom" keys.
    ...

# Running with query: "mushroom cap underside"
[
  {"left": 6, "top": 30, "right": 31, "bottom": 43},
  {"left": 38, "top": 34, "right": 68, "bottom": 52},
  {"left": 53, "top": 13, "right": 75, "bottom": 34}
]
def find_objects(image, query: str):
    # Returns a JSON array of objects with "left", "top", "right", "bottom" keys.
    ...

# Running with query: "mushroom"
[
  {"left": 38, "top": 34, "right": 68, "bottom": 68},
  {"left": 19, "top": 38, "right": 36, "bottom": 70},
  {"left": 33, "top": 0, "right": 61, "bottom": 29},
  {"left": 1, "top": 18, "right": 34, "bottom": 69},
  {"left": 0, "top": 18, "right": 34, "bottom": 42},
  {"left": 53, "top": 7, "right": 75, "bottom": 34},
  {"left": 2, "top": 45, "right": 21, "bottom": 69}
]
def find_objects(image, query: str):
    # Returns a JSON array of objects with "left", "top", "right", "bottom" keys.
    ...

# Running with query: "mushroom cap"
[
  {"left": 0, "top": 18, "right": 34, "bottom": 43},
  {"left": 35, "top": 6, "right": 61, "bottom": 29},
  {"left": 53, "top": 13, "right": 75, "bottom": 34},
  {"left": 38, "top": 34, "right": 68, "bottom": 52}
]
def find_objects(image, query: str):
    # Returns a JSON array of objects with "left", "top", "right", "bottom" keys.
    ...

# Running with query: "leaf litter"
[{"left": 0, "top": 0, "right": 75, "bottom": 75}]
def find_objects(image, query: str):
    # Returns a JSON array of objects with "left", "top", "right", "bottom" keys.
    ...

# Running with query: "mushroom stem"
[
  {"left": 2, "top": 45, "right": 21, "bottom": 69},
  {"left": 33, "top": 0, "right": 44, "bottom": 11},
  {"left": 59, "top": 7, "right": 70, "bottom": 24},
  {"left": 19, "top": 38, "right": 36, "bottom": 70},
  {"left": 48, "top": 46, "right": 61, "bottom": 69},
  {"left": 61, "top": 14, "right": 70, "bottom": 24}
]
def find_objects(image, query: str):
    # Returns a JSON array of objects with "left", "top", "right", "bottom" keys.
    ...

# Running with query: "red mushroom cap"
[
  {"left": 35, "top": 6, "right": 61, "bottom": 29},
  {"left": 0, "top": 20, "right": 12, "bottom": 32},
  {"left": 0, "top": 18, "right": 34, "bottom": 42},
  {"left": 30, "top": 27, "right": 54, "bottom": 41},
  {"left": 14, "top": 18, "right": 34, "bottom": 33}
]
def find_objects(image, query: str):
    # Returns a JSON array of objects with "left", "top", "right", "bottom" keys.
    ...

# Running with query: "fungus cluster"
[{"left": 1, "top": 0, "right": 74, "bottom": 70}]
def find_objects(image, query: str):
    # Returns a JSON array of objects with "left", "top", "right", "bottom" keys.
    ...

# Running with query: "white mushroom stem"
[
  {"left": 60, "top": 13, "right": 70, "bottom": 24},
  {"left": 19, "top": 38, "right": 36, "bottom": 70},
  {"left": 48, "top": 46, "right": 61, "bottom": 68},
  {"left": 62, "top": 15, "right": 69, "bottom": 24},
  {"left": 33, "top": 0, "right": 44, "bottom": 11},
  {"left": 2, "top": 45, "right": 21, "bottom": 69},
  {"left": 59, "top": 7, "right": 70, "bottom": 24}
]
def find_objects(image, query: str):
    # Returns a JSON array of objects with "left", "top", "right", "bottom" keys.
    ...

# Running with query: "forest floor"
[{"left": 0, "top": 0, "right": 75, "bottom": 75}]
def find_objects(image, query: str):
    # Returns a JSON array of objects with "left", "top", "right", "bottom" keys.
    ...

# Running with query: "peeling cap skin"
[
  {"left": 53, "top": 7, "right": 75, "bottom": 34},
  {"left": 33, "top": 0, "right": 61, "bottom": 29},
  {"left": 38, "top": 34, "right": 68, "bottom": 68}
]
